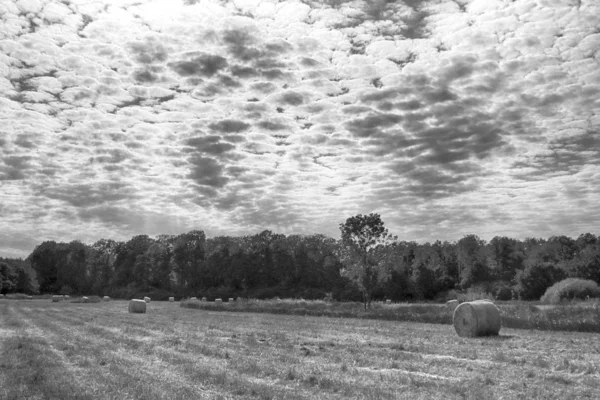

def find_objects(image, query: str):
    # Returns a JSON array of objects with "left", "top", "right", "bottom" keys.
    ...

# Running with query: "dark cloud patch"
[
  {"left": 261, "top": 69, "right": 285, "bottom": 79},
  {"left": 0, "top": 155, "right": 31, "bottom": 180},
  {"left": 345, "top": 113, "right": 402, "bottom": 138},
  {"left": 396, "top": 99, "right": 422, "bottom": 110},
  {"left": 184, "top": 135, "right": 236, "bottom": 155},
  {"left": 279, "top": 91, "right": 304, "bottom": 106},
  {"left": 188, "top": 155, "right": 229, "bottom": 188},
  {"left": 251, "top": 82, "right": 277, "bottom": 93},
  {"left": 168, "top": 54, "right": 228, "bottom": 77},
  {"left": 230, "top": 65, "right": 257, "bottom": 78},
  {"left": 360, "top": 89, "right": 398, "bottom": 103},
  {"left": 265, "top": 39, "right": 292, "bottom": 54},
  {"left": 133, "top": 69, "right": 159, "bottom": 83},
  {"left": 209, "top": 119, "right": 250, "bottom": 133},
  {"left": 258, "top": 120, "right": 287, "bottom": 131},
  {"left": 511, "top": 130, "right": 600, "bottom": 180},
  {"left": 218, "top": 74, "right": 241, "bottom": 87},
  {"left": 341, "top": 105, "right": 372, "bottom": 114},
  {"left": 14, "top": 135, "right": 36, "bottom": 149},
  {"left": 39, "top": 182, "right": 135, "bottom": 207},
  {"left": 422, "top": 87, "right": 457, "bottom": 104},
  {"left": 128, "top": 38, "right": 168, "bottom": 64},
  {"left": 388, "top": 163, "right": 480, "bottom": 199},
  {"left": 299, "top": 57, "right": 320, "bottom": 67},
  {"left": 441, "top": 55, "right": 477, "bottom": 82},
  {"left": 223, "top": 135, "right": 246, "bottom": 143}
]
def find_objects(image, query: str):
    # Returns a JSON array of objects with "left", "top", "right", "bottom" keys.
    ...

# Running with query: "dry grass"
[{"left": 1, "top": 298, "right": 600, "bottom": 399}]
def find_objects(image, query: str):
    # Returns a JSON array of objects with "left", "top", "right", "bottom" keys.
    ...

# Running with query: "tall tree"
[
  {"left": 338, "top": 213, "right": 397, "bottom": 309},
  {"left": 457, "top": 234, "right": 488, "bottom": 288}
]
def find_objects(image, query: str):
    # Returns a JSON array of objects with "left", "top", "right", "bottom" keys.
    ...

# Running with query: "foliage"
[
  {"left": 540, "top": 278, "right": 600, "bottom": 304},
  {"left": 337, "top": 213, "right": 397, "bottom": 309},
  {"left": 514, "top": 261, "right": 566, "bottom": 300},
  {"left": 13, "top": 217, "right": 600, "bottom": 305}
]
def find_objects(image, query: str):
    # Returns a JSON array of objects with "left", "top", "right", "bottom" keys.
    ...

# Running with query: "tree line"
[{"left": 1, "top": 215, "right": 599, "bottom": 303}]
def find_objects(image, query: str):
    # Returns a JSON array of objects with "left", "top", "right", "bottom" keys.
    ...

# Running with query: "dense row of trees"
[
  {"left": 2, "top": 216, "right": 599, "bottom": 303},
  {"left": 0, "top": 258, "right": 34, "bottom": 295}
]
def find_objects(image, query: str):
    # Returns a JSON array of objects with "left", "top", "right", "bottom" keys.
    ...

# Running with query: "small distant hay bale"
[
  {"left": 52, "top": 295, "right": 60, "bottom": 303},
  {"left": 169, "top": 297, "right": 175, "bottom": 302},
  {"left": 190, "top": 297, "right": 197, "bottom": 301},
  {"left": 453, "top": 300, "right": 501, "bottom": 338},
  {"left": 144, "top": 296, "right": 151, "bottom": 303},
  {"left": 201, "top": 297, "right": 207, "bottom": 301},
  {"left": 128, "top": 299, "right": 147, "bottom": 313},
  {"left": 64, "top": 295, "right": 70, "bottom": 299},
  {"left": 228, "top": 298, "right": 234, "bottom": 302},
  {"left": 0, "top": 294, "right": 4, "bottom": 298},
  {"left": 103, "top": 296, "right": 110, "bottom": 302},
  {"left": 215, "top": 298, "right": 222, "bottom": 304},
  {"left": 82, "top": 296, "right": 89, "bottom": 303},
  {"left": 446, "top": 299, "right": 459, "bottom": 311},
  {"left": 386, "top": 299, "right": 392, "bottom": 304}
]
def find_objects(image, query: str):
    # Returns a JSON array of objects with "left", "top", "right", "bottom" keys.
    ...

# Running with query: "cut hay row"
[
  {"left": 128, "top": 299, "right": 147, "bottom": 313},
  {"left": 453, "top": 300, "right": 501, "bottom": 338}
]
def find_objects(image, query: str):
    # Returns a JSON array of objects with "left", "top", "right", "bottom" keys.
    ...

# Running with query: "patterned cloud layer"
[{"left": 1, "top": 0, "right": 599, "bottom": 257}]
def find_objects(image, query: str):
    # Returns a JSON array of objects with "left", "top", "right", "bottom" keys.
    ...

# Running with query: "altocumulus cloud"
[{"left": 1, "top": 0, "right": 600, "bottom": 257}]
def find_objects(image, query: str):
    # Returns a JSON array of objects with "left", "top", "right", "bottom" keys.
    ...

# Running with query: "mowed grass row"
[{"left": 1, "top": 300, "right": 600, "bottom": 399}]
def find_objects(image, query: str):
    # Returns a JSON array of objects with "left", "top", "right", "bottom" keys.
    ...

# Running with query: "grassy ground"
[{"left": 1, "top": 299, "right": 600, "bottom": 399}]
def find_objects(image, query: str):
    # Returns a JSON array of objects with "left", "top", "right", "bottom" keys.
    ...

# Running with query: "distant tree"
[
  {"left": 514, "top": 261, "right": 566, "bottom": 300},
  {"left": 486, "top": 236, "right": 524, "bottom": 282},
  {"left": 338, "top": 213, "right": 397, "bottom": 309},
  {"left": 0, "top": 262, "right": 17, "bottom": 294},
  {"left": 457, "top": 235, "right": 489, "bottom": 288}
]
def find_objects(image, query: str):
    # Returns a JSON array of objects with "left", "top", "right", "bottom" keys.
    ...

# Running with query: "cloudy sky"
[{"left": 1, "top": 0, "right": 599, "bottom": 258}]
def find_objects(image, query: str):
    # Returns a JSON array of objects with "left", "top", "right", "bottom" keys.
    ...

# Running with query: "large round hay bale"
[
  {"left": 201, "top": 297, "right": 207, "bottom": 301},
  {"left": 82, "top": 296, "right": 89, "bottom": 302},
  {"left": 103, "top": 296, "right": 110, "bottom": 302},
  {"left": 228, "top": 298, "right": 234, "bottom": 302},
  {"left": 190, "top": 297, "right": 197, "bottom": 301},
  {"left": 52, "top": 295, "right": 60, "bottom": 303},
  {"left": 453, "top": 300, "right": 501, "bottom": 337},
  {"left": 129, "top": 299, "right": 147, "bottom": 313},
  {"left": 446, "top": 299, "right": 459, "bottom": 310},
  {"left": 169, "top": 297, "right": 175, "bottom": 302},
  {"left": 215, "top": 298, "right": 222, "bottom": 304},
  {"left": 144, "top": 296, "right": 151, "bottom": 303}
]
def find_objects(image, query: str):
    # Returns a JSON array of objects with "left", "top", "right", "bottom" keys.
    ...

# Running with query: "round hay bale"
[
  {"left": 190, "top": 297, "right": 197, "bottom": 301},
  {"left": 144, "top": 296, "right": 151, "bottom": 303},
  {"left": 215, "top": 298, "right": 222, "bottom": 304},
  {"left": 169, "top": 297, "right": 175, "bottom": 302},
  {"left": 64, "top": 295, "right": 70, "bottom": 299},
  {"left": 52, "top": 295, "right": 60, "bottom": 303},
  {"left": 386, "top": 299, "right": 392, "bottom": 304},
  {"left": 103, "top": 296, "right": 110, "bottom": 302},
  {"left": 228, "top": 298, "right": 234, "bottom": 302},
  {"left": 201, "top": 297, "right": 207, "bottom": 301},
  {"left": 128, "top": 299, "right": 147, "bottom": 313},
  {"left": 453, "top": 300, "right": 501, "bottom": 338},
  {"left": 82, "top": 296, "right": 89, "bottom": 303},
  {"left": 446, "top": 299, "right": 459, "bottom": 310}
]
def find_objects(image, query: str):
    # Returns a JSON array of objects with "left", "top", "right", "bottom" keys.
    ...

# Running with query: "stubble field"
[{"left": 1, "top": 299, "right": 599, "bottom": 400}]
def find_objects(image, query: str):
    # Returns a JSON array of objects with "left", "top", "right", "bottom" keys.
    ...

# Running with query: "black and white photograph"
[{"left": 1, "top": 0, "right": 600, "bottom": 398}]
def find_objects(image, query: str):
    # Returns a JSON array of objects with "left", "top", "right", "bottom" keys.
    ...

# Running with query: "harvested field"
[{"left": 1, "top": 298, "right": 599, "bottom": 399}]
